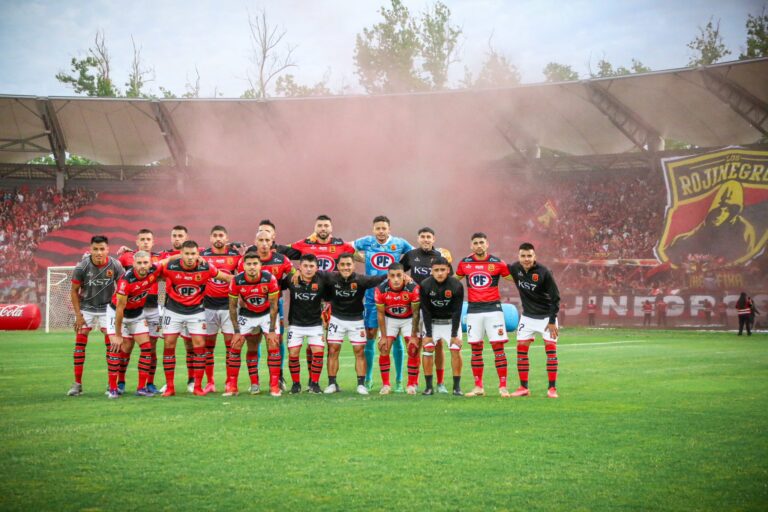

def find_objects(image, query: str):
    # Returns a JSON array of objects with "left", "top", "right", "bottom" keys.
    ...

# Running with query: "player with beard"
[
  {"left": 400, "top": 227, "right": 454, "bottom": 393},
  {"left": 158, "top": 240, "right": 232, "bottom": 396},
  {"left": 200, "top": 225, "right": 241, "bottom": 394},
  {"left": 67, "top": 236, "right": 125, "bottom": 396},
  {"left": 455, "top": 233, "right": 514, "bottom": 397},
  {"left": 507, "top": 242, "right": 561, "bottom": 399},
  {"left": 116, "top": 229, "right": 163, "bottom": 394},
  {"left": 354, "top": 215, "right": 414, "bottom": 391}
]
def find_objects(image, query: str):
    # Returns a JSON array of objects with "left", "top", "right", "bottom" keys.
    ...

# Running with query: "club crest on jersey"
[
  {"left": 227, "top": 257, "right": 234, "bottom": 265},
  {"left": 488, "top": 264, "right": 495, "bottom": 272},
  {"left": 330, "top": 246, "right": 336, "bottom": 254},
  {"left": 371, "top": 252, "right": 395, "bottom": 270},
  {"left": 445, "top": 290, "right": 452, "bottom": 298},
  {"left": 106, "top": 269, "right": 114, "bottom": 278},
  {"left": 498, "top": 328, "right": 505, "bottom": 336},
  {"left": 532, "top": 273, "right": 539, "bottom": 282},
  {"left": 261, "top": 285, "right": 268, "bottom": 294},
  {"left": 469, "top": 271, "right": 492, "bottom": 289},
  {"left": 195, "top": 274, "right": 202, "bottom": 282},
  {"left": 390, "top": 244, "right": 397, "bottom": 250},
  {"left": 311, "top": 283, "right": 319, "bottom": 291},
  {"left": 148, "top": 275, "right": 155, "bottom": 283},
  {"left": 351, "top": 282, "right": 358, "bottom": 290},
  {"left": 403, "top": 293, "right": 409, "bottom": 301}
]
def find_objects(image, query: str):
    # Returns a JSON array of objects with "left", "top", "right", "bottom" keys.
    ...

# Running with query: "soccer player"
[
  {"left": 106, "top": 250, "right": 171, "bottom": 398},
  {"left": 400, "top": 226, "right": 454, "bottom": 393},
  {"left": 455, "top": 232, "right": 514, "bottom": 397},
  {"left": 281, "top": 254, "right": 332, "bottom": 394},
  {"left": 642, "top": 300, "right": 653, "bottom": 327},
  {"left": 284, "top": 215, "right": 356, "bottom": 386},
  {"left": 237, "top": 228, "right": 295, "bottom": 391},
  {"left": 355, "top": 215, "right": 414, "bottom": 391},
  {"left": 507, "top": 242, "right": 561, "bottom": 399},
  {"left": 375, "top": 263, "right": 421, "bottom": 395},
  {"left": 116, "top": 228, "right": 163, "bottom": 394},
  {"left": 67, "top": 235, "right": 125, "bottom": 396},
  {"left": 322, "top": 253, "right": 387, "bottom": 395},
  {"left": 419, "top": 257, "right": 464, "bottom": 396},
  {"left": 157, "top": 240, "right": 232, "bottom": 396},
  {"left": 158, "top": 225, "right": 196, "bottom": 393},
  {"left": 228, "top": 252, "right": 281, "bottom": 396},
  {"left": 201, "top": 225, "right": 241, "bottom": 393},
  {"left": 586, "top": 299, "right": 597, "bottom": 326}
]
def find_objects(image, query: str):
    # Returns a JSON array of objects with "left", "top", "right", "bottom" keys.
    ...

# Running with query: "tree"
[
  {"left": 740, "top": 7, "right": 768, "bottom": 59},
  {"left": 125, "top": 36, "right": 154, "bottom": 98},
  {"left": 543, "top": 62, "right": 579, "bottom": 82},
  {"left": 275, "top": 72, "right": 332, "bottom": 97},
  {"left": 590, "top": 58, "right": 651, "bottom": 78},
  {"left": 354, "top": 0, "right": 426, "bottom": 93},
  {"left": 244, "top": 9, "right": 297, "bottom": 99},
  {"left": 418, "top": 1, "right": 462, "bottom": 89},
  {"left": 687, "top": 17, "right": 731, "bottom": 66},
  {"left": 56, "top": 30, "right": 119, "bottom": 97},
  {"left": 465, "top": 37, "right": 520, "bottom": 88}
]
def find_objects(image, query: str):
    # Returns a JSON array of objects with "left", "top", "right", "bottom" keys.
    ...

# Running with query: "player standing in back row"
[
  {"left": 507, "top": 242, "right": 561, "bottom": 399},
  {"left": 354, "top": 215, "right": 414, "bottom": 391},
  {"left": 455, "top": 232, "right": 514, "bottom": 397}
]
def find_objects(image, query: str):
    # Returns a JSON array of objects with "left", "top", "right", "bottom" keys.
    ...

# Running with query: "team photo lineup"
[{"left": 68, "top": 214, "right": 561, "bottom": 400}]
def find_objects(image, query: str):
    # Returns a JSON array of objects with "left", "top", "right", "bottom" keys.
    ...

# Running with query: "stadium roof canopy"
[{"left": 0, "top": 57, "right": 766, "bottom": 179}]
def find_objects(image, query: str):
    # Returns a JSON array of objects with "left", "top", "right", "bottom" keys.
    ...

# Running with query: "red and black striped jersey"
[
  {"left": 287, "top": 237, "right": 356, "bottom": 271},
  {"left": 456, "top": 254, "right": 510, "bottom": 313},
  {"left": 229, "top": 270, "right": 280, "bottom": 317},
  {"left": 118, "top": 250, "right": 162, "bottom": 307},
  {"left": 375, "top": 281, "right": 420, "bottom": 319},
  {"left": 110, "top": 264, "right": 162, "bottom": 318},
  {"left": 236, "top": 250, "right": 294, "bottom": 282},
  {"left": 158, "top": 259, "right": 219, "bottom": 314},
  {"left": 201, "top": 247, "right": 241, "bottom": 309}
]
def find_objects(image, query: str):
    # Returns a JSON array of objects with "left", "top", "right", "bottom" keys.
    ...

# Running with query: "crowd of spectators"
[{"left": 0, "top": 186, "right": 96, "bottom": 303}]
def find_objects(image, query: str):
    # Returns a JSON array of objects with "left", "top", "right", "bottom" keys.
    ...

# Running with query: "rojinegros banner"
[
  {"left": 656, "top": 147, "right": 768, "bottom": 267},
  {"left": 550, "top": 294, "right": 767, "bottom": 319}
]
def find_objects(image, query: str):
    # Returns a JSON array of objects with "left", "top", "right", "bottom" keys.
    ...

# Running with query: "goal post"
[
  {"left": 46, "top": 266, "right": 76, "bottom": 333},
  {"left": 45, "top": 265, "right": 167, "bottom": 333}
]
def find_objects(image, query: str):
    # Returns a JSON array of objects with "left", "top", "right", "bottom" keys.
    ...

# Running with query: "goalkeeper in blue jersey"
[{"left": 354, "top": 215, "right": 414, "bottom": 391}]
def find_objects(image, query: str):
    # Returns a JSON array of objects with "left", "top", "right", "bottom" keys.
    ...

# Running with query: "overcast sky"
[{"left": 0, "top": 0, "right": 763, "bottom": 97}]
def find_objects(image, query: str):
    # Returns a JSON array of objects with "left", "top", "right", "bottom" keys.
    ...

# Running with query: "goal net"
[{"left": 45, "top": 265, "right": 166, "bottom": 332}]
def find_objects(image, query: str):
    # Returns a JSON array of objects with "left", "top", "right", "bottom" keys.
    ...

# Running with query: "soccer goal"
[
  {"left": 45, "top": 265, "right": 168, "bottom": 332},
  {"left": 46, "top": 266, "right": 76, "bottom": 332}
]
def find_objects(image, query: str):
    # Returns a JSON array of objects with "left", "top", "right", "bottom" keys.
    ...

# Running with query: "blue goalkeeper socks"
[
  {"left": 364, "top": 338, "right": 375, "bottom": 382},
  {"left": 393, "top": 335, "right": 404, "bottom": 383}
]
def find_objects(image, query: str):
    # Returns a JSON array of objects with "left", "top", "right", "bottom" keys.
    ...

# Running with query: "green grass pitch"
[{"left": 0, "top": 328, "right": 766, "bottom": 511}]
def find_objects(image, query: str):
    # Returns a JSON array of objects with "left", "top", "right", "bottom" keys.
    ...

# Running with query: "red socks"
[
  {"left": 310, "top": 349, "right": 324, "bottom": 385},
  {"left": 73, "top": 333, "right": 88, "bottom": 383},
  {"left": 516, "top": 341, "right": 531, "bottom": 386},
  {"left": 246, "top": 351, "right": 259, "bottom": 385},
  {"left": 379, "top": 355, "right": 391, "bottom": 386},
  {"left": 470, "top": 342, "right": 484, "bottom": 388},
  {"left": 491, "top": 342, "right": 507, "bottom": 388},
  {"left": 545, "top": 342, "right": 558, "bottom": 388}
]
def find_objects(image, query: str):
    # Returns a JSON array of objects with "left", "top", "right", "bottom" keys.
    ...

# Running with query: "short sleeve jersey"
[
  {"left": 236, "top": 251, "right": 294, "bottom": 282},
  {"left": 72, "top": 256, "right": 125, "bottom": 313},
  {"left": 201, "top": 247, "right": 241, "bottom": 309},
  {"left": 119, "top": 250, "right": 162, "bottom": 307},
  {"left": 354, "top": 235, "right": 414, "bottom": 303},
  {"left": 111, "top": 265, "right": 162, "bottom": 318},
  {"left": 374, "top": 281, "right": 420, "bottom": 319},
  {"left": 158, "top": 259, "right": 219, "bottom": 314},
  {"left": 455, "top": 254, "right": 510, "bottom": 313},
  {"left": 228, "top": 270, "right": 280, "bottom": 317},
  {"left": 288, "top": 237, "right": 356, "bottom": 271}
]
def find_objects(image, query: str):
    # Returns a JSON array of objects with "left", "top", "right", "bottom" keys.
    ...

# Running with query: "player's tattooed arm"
[
  {"left": 214, "top": 270, "right": 233, "bottom": 283},
  {"left": 410, "top": 302, "right": 421, "bottom": 339},
  {"left": 111, "top": 294, "right": 128, "bottom": 351},
  {"left": 267, "top": 294, "right": 279, "bottom": 342}
]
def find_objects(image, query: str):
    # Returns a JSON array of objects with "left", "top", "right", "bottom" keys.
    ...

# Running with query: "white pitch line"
[{"left": 560, "top": 339, "right": 645, "bottom": 348}]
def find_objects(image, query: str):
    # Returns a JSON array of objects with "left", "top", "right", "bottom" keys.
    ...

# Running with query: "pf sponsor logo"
[
  {"left": 246, "top": 296, "right": 267, "bottom": 306},
  {"left": 316, "top": 256, "right": 335, "bottom": 271},
  {"left": 371, "top": 252, "right": 395, "bottom": 270},
  {"left": 469, "top": 272, "right": 492, "bottom": 289},
  {"left": 177, "top": 285, "right": 201, "bottom": 297},
  {"left": 387, "top": 305, "right": 409, "bottom": 316}
]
